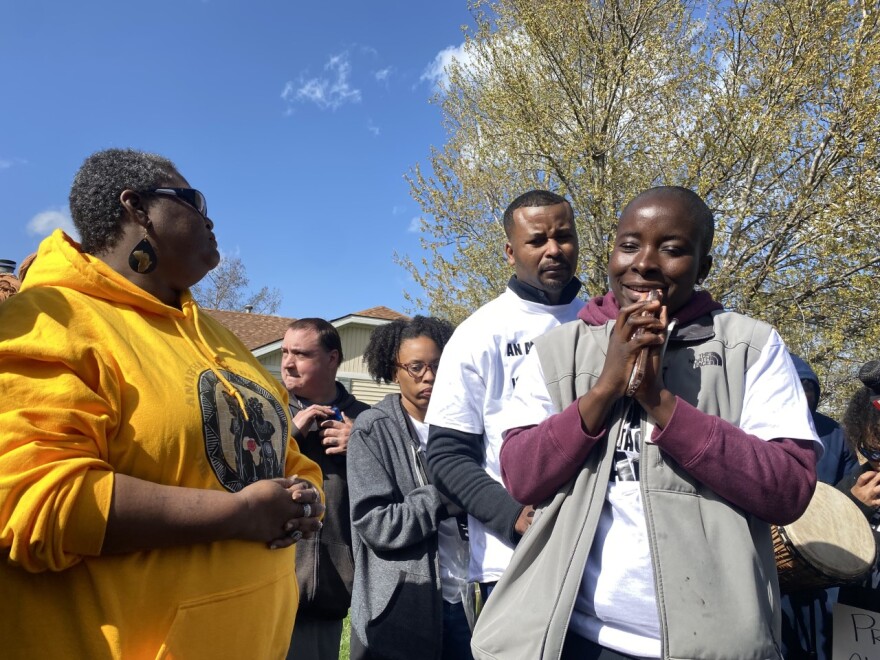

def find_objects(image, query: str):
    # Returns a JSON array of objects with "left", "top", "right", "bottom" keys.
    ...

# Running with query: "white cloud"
[
  {"left": 392, "top": 205, "right": 406, "bottom": 215},
  {"left": 420, "top": 42, "right": 472, "bottom": 88},
  {"left": 282, "top": 51, "right": 362, "bottom": 111},
  {"left": 367, "top": 120, "right": 380, "bottom": 136},
  {"left": 27, "top": 208, "right": 77, "bottom": 239},
  {"left": 407, "top": 216, "right": 423, "bottom": 233},
  {"left": 374, "top": 67, "right": 392, "bottom": 82},
  {"left": 0, "top": 156, "right": 30, "bottom": 171}
]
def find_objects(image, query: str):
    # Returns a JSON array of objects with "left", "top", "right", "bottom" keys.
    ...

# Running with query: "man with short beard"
[{"left": 426, "top": 189, "right": 585, "bottom": 606}]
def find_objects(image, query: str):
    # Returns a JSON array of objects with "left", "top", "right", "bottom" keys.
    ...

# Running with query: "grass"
[{"left": 339, "top": 613, "right": 351, "bottom": 660}]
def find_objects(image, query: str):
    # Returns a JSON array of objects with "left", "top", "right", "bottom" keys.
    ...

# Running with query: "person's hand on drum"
[{"left": 850, "top": 469, "right": 880, "bottom": 510}]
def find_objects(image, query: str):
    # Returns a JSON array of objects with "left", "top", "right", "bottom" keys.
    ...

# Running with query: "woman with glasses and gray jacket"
[{"left": 347, "top": 316, "right": 472, "bottom": 660}]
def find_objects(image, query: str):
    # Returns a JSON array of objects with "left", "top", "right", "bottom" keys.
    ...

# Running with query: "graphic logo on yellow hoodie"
[{"left": 199, "top": 370, "right": 289, "bottom": 491}]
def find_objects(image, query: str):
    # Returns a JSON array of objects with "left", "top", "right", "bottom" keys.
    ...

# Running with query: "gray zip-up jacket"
[
  {"left": 472, "top": 302, "right": 817, "bottom": 660},
  {"left": 348, "top": 393, "right": 459, "bottom": 660}
]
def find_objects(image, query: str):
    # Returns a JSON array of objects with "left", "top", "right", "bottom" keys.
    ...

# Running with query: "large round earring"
[{"left": 128, "top": 229, "right": 158, "bottom": 274}]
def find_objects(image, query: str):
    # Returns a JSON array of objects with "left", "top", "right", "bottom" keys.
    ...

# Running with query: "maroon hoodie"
[{"left": 500, "top": 291, "right": 817, "bottom": 524}]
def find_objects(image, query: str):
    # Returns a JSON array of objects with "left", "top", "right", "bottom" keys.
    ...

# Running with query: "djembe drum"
[{"left": 772, "top": 482, "right": 876, "bottom": 592}]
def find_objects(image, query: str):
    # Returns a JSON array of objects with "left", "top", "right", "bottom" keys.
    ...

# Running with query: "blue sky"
[{"left": 0, "top": 1, "right": 477, "bottom": 320}]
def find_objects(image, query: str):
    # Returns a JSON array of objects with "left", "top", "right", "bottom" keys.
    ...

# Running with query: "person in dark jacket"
[
  {"left": 348, "top": 316, "right": 472, "bottom": 660},
  {"left": 836, "top": 360, "right": 880, "bottom": 611},
  {"left": 282, "top": 318, "right": 370, "bottom": 660},
  {"left": 781, "top": 354, "right": 859, "bottom": 659}
]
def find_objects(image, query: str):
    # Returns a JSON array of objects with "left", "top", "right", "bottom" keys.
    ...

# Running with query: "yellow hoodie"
[{"left": 0, "top": 231, "right": 322, "bottom": 659}]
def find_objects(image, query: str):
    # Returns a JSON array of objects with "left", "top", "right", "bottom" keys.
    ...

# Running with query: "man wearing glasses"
[
  {"left": 425, "top": 190, "right": 584, "bottom": 608},
  {"left": 281, "top": 318, "right": 369, "bottom": 660}
]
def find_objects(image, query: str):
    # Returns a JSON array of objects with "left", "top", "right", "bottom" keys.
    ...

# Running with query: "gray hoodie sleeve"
[{"left": 348, "top": 417, "right": 447, "bottom": 552}]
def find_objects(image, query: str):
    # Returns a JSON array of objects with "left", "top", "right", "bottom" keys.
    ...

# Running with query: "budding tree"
[
  {"left": 191, "top": 255, "right": 282, "bottom": 315},
  {"left": 401, "top": 0, "right": 880, "bottom": 413}
]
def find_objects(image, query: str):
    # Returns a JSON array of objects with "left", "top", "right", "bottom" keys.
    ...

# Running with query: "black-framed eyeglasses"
[
  {"left": 395, "top": 361, "right": 440, "bottom": 379},
  {"left": 147, "top": 188, "right": 208, "bottom": 217},
  {"left": 858, "top": 442, "right": 880, "bottom": 463}
]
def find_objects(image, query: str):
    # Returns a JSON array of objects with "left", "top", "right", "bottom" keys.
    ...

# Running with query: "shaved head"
[{"left": 622, "top": 187, "right": 714, "bottom": 256}]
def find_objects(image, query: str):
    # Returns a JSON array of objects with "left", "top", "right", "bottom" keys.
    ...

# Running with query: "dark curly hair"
[
  {"left": 363, "top": 315, "right": 455, "bottom": 384},
  {"left": 69, "top": 148, "right": 180, "bottom": 254},
  {"left": 842, "top": 359, "right": 880, "bottom": 455}
]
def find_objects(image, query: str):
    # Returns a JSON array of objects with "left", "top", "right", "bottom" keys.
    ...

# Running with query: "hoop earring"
[{"left": 128, "top": 230, "right": 158, "bottom": 274}]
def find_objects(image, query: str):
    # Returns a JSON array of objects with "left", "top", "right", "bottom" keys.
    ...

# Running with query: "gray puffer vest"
[{"left": 472, "top": 310, "right": 782, "bottom": 660}]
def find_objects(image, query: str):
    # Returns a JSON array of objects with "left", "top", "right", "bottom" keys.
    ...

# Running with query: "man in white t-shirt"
[{"left": 425, "top": 189, "right": 586, "bottom": 600}]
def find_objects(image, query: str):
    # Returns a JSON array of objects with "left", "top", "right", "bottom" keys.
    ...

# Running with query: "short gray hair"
[{"left": 69, "top": 148, "right": 179, "bottom": 254}]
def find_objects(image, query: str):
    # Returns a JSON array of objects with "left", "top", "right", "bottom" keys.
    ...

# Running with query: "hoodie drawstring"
[{"left": 178, "top": 301, "right": 249, "bottom": 421}]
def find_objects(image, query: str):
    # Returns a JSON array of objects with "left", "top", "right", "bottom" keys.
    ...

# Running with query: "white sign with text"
[{"left": 834, "top": 602, "right": 880, "bottom": 659}]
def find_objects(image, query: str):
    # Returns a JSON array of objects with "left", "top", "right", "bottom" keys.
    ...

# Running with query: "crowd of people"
[{"left": 0, "top": 148, "right": 877, "bottom": 659}]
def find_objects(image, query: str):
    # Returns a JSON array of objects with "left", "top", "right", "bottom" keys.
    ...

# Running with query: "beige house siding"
[
  {"left": 257, "top": 352, "right": 282, "bottom": 380},
  {"left": 349, "top": 378, "right": 399, "bottom": 406},
  {"left": 339, "top": 326, "right": 375, "bottom": 375}
]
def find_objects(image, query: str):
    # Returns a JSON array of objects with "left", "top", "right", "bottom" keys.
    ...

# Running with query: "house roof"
[
  {"left": 339, "top": 306, "right": 408, "bottom": 322},
  {"left": 203, "top": 309, "right": 296, "bottom": 350},
  {"left": 204, "top": 305, "right": 407, "bottom": 351}
]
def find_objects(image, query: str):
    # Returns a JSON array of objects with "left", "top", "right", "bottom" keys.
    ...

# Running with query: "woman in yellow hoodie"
[{"left": 0, "top": 148, "right": 324, "bottom": 659}]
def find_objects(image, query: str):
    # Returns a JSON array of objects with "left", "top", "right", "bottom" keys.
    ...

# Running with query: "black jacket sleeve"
[{"left": 426, "top": 424, "right": 525, "bottom": 547}]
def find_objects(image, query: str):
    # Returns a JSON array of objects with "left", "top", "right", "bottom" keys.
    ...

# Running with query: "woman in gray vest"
[{"left": 472, "top": 186, "right": 820, "bottom": 660}]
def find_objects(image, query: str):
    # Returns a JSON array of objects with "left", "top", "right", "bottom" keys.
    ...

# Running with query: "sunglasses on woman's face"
[
  {"left": 147, "top": 188, "right": 208, "bottom": 217},
  {"left": 858, "top": 442, "right": 880, "bottom": 463}
]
